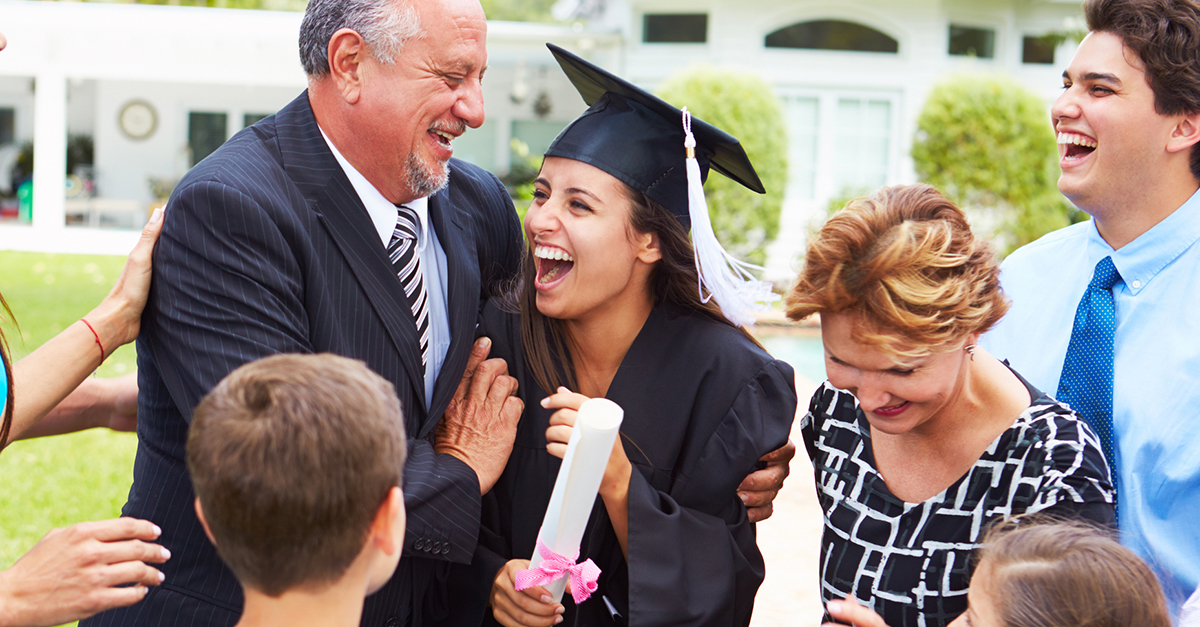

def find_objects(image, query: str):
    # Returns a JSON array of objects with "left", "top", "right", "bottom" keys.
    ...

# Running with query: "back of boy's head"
[{"left": 187, "top": 353, "right": 407, "bottom": 597}]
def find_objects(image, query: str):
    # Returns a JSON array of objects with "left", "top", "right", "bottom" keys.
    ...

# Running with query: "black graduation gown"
[{"left": 472, "top": 300, "right": 797, "bottom": 626}]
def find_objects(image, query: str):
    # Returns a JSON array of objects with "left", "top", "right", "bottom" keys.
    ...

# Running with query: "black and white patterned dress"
[{"left": 801, "top": 375, "right": 1114, "bottom": 627}]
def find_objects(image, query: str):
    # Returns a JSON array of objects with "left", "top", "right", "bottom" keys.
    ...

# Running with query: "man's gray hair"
[{"left": 299, "top": 0, "right": 423, "bottom": 78}]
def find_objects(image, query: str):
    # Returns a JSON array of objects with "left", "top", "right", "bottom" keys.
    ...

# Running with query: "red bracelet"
[{"left": 80, "top": 318, "right": 107, "bottom": 363}]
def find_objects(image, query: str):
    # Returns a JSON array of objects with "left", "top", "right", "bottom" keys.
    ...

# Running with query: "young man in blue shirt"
[{"left": 983, "top": 0, "right": 1200, "bottom": 612}]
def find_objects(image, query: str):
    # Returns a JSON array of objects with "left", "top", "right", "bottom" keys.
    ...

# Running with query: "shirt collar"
[
  {"left": 1086, "top": 187, "right": 1200, "bottom": 295},
  {"left": 318, "top": 125, "right": 430, "bottom": 249}
]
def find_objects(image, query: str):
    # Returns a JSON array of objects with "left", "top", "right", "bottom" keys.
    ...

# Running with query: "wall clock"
[{"left": 118, "top": 100, "right": 157, "bottom": 140}]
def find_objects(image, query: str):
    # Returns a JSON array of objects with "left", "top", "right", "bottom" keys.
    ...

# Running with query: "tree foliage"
[
  {"left": 656, "top": 67, "right": 788, "bottom": 266},
  {"left": 56, "top": 0, "right": 558, "bottom": 18},
  {"left": 54, "top": 0, "right": 306, "bottom": 8},
  {"left": 479, "top": 0, "right": 557, "bottom": 22},
  {"left": 912, "top": 73, "right": 1084, "bottom": 253}
]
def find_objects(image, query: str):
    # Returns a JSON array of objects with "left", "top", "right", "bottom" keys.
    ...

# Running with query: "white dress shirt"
[{"left": 319, "top": 127, "right": 451, "bottom": 410}]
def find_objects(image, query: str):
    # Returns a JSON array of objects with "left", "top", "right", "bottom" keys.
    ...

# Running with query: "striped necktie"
[
  {"left": 387, "top": 205, "right": 430, "bottom": 374},
  {"left": 1057, "top": 255, "right": 1121, "bottom": 519}
]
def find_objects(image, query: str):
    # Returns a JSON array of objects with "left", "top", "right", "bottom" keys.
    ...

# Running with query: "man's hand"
[
  {"left": 436, "top": 337, "right": 523, "bottom": 494},
  {"left": 738, "top": 439, "right": 796, "bottom": 523},
  {"left": 0, "top": 518, "right": 169, "bottom": 627}
]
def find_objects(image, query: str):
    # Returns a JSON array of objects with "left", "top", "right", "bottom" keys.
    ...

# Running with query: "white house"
[
  {"left": 0, "top": 0, "right": 618, "bottom": 255},
  {"left": 584, "top": 0, "right": 1085, "bottom": 278},
  {"left": 0, "top": 0, "right": 1085, "bottom": 278}
]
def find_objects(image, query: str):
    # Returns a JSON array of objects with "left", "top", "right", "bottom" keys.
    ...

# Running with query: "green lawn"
[{"left": 0, "top": 250, "right": 142, "bottom": 626}]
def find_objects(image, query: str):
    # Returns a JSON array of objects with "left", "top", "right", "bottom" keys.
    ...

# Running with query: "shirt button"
[{"left": 1131, "top": 279, "right": 1142, "bottom": 289}]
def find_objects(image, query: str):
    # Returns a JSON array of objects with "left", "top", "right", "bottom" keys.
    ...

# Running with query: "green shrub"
[
  {"left": 912, "top": 74, "right": 1084, "bottom": 253},
  {"left": 657, "top": 67, "right": 789, "bottom": 266}
]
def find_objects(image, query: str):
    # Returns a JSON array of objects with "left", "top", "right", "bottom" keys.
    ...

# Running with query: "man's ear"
[
  {"left": 327, "top": 28, "right": 368, "bottom": 105},
  {"left": 371, "top": 486, "right": 406, "bottom": 556},
  {"left": 636, "top": 231, "right": 662, "bottom": 264},
  {"left": 1167, "top": 112, "right": 1200, "bottom": 154},
  {"left": 194, "top": 498, "right": 218, "bottom": 546}
]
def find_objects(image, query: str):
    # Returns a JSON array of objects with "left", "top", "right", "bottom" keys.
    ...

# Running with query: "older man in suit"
[
  {"left": 84, "top": 0, "right": 523, "bottom": 624},
  {"left": 83, "top": 0, "right": 792, "bottom": 624}
]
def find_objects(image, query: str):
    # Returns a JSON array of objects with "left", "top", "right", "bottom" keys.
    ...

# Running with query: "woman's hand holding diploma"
[
  {"left": 542, "top": 388, "right": 632, "bottom": 557},
  {"left": 490, "top": 559, "right": 565, "bottom": 627}
]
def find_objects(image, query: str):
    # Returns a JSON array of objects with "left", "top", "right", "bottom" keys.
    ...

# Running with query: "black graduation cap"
[{"left": 544, "top": 43, "right": 764, "bottom": 228}]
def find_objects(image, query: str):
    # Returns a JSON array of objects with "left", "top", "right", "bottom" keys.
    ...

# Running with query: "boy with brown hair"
[{"left": 186, "top": 353, "right": 407, "bottom": 627}]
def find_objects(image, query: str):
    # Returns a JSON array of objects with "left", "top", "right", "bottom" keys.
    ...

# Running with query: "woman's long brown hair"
[{"left": 516, "top": 184, "right": 755, "bottom": 394}]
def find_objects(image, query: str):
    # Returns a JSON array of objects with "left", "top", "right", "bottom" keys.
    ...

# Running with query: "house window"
[
  {"left": 783, "top": 96, "right": 819, "bottom": 200},
  {"left": 948, "top": 25, "right": 995, "bottom": 58},
  {"left": 643, "top": 14, "right": 708, "bottom": 43},
  {"left": 766, "top": 20, "right": 898, "bottom": 53},
  {"left": 188, "top": 112, "right": 228, "bottom": 167},
  {"left": 243, "top": 113, "right": 271, "bottom": 127},
  {"left": 1022, "top": 35, "right": 1057, "bottom": 64},
  {"left": 833, "top": 98, "right": 891, "bottom": 195},
  {"left": 0, "top": 108, "right": 13, "bottom": 146}
]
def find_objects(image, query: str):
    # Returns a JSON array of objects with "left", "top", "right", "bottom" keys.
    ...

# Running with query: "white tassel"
[{"left": 681, "top": 108, "right": 778, "bottom": 327}]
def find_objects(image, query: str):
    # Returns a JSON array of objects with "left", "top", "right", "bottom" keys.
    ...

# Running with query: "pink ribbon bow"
[{"left": 514, "top": 540, "right": 602, "bottom": 604}]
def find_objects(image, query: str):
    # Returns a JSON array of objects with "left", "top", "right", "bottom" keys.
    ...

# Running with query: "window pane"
[
  {"left": 1022, "top": 35, "right": 1056, "bottom": 64},
  {"left": 948, "top": 25, "right": 995, "bottom": 58},
  {"left": 766, "top": 20, "right": 898, "bottom": 53},
  {"left": 643, "top": 14, "right": 708, "bottom": 43},
  {"left": 784, "top": 97, "right": 818, "bottom": 200},
  {"left": 0, "top": 108, "right": 13, "bottom": 146},
  {"left": 244, "top": 113, "right": 270, "bottom": 127},
  {"left": 189, "top": 112, "right": 227, "bottom": 167},
  {"left": 833, "top": 98, "right": 891, "bottom": 195}
]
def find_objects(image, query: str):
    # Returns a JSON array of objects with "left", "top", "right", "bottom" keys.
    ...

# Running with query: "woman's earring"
[{"left": 965, "top": 344, "right": 977, "bottom": 361}]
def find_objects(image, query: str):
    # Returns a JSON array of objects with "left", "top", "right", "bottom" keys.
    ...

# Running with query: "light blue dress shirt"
[
  {"left": 983, "top": 189, "right": 1200, "bottom": 612},
  {"left": 320, "top": 129, "right": 451, "bottom": 411}
]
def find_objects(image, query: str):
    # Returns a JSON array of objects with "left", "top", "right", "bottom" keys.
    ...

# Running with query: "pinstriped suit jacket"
[{"left": 81, "top": 92, "right": 523, "bottom": 627}]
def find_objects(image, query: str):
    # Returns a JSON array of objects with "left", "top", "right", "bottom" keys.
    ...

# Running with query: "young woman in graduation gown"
[{"left": 468, "top": 45, "right": 798, "bottom": 627}]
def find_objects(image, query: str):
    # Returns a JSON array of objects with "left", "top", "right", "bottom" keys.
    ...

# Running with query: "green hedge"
[
  {"left": 912, "top": 73, "right": 1084, "bottom": 253},
  {"left": 657, "top": 67, "right": 789, "bottom": 266}
]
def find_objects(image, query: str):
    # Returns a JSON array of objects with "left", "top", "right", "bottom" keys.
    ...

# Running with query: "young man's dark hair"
[
  {"left": 1086, "top": 0, "right": 1200, "bottom": 179},
  {"left": 187, "top": 353, "right": 406, "bottom": 597}
]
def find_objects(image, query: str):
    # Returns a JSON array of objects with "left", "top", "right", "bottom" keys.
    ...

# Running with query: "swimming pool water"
[{"left": 758, "top": 333, "right": 826, "bottom": 385}]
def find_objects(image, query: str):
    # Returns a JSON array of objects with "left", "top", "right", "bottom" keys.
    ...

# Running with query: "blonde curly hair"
[{"left": 786, "top": 184, "right": 1008, "bottom": 357}]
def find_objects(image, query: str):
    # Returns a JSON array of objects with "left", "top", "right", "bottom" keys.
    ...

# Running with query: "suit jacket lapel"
[
  {"left": 425, "top": 179, "right": 481, "bottom": 437},
  {"left": 274, "top": 93, "right": 427, "bottom": 414}
]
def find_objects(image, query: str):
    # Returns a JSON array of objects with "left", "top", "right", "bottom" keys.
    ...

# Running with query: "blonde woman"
[{"left": 789, "top": 185, "right": 1114, "bottom": 627}]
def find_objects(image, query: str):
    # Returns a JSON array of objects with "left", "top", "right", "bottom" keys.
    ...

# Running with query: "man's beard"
[{"left": 405, "top": 152, "right": 450, "bottom": 198}]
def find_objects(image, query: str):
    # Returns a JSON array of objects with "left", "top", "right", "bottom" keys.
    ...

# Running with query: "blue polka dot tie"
[{"left": 1057, "top": 255, "right": 1121, "bottom": 520}]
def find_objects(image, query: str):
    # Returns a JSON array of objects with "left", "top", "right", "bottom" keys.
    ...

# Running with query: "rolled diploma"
[{"left": 529, "top": 397, "right": 624, "bottom": 603}]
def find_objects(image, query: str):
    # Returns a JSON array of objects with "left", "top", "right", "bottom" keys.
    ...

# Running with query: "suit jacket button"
[
  {"left": 432, "top": 541, "right": 443, "bottom": 553},
  {"left": 384, "top": 617, "right": 400, "bottom": 627},
  {"left": 414, "top": 539, "right": 424, "bottom": 551},
  {"left": 441, "top": 544, "right": 451, "bottom": 555}
]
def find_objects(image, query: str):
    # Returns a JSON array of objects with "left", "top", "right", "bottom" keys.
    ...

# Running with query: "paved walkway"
[{"left": 751, "top": 374, "right": 825, "bottom": 627}]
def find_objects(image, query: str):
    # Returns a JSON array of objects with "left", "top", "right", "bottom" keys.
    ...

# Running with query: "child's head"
[
  {"left": 187, "top": 353, "right": 407, "bottom": 597},
  {"left": 958, "top": 520, "right": 1170, "bottom": 627}
]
